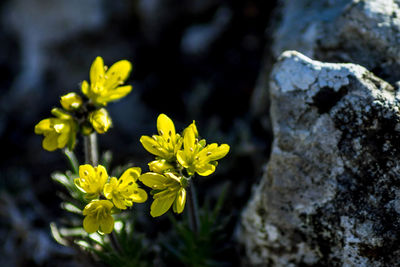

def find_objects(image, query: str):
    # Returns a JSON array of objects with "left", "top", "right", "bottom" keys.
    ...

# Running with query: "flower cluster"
[
  {"left": 139, "top": 114, "right": 230, "bottom": 217},
  {"left": 35, "top": 56, "right": 132, "bottom": 151},
  {"left": 74, "top": 164, "right": 147, "bottom": 234},
  {"left": 34, "top": 54, "right": 232, "bottom": 250}
]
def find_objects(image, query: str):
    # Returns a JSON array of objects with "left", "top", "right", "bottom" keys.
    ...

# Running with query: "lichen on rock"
[{"left": 239, "top": 51, "right": 400, "bottom": 266}]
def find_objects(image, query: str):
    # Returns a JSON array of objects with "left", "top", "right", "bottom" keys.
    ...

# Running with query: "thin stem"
[
  {"left": 84, "top": 133, "right": 98, "bottom": 165},
  {"left": 63, "top": 149, "right": 79, "bottom": 174},
  {"left": 187, "top": 180, "right": 200, "bottom": 234}
]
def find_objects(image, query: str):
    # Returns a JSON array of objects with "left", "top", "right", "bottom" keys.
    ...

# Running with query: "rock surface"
[
  {"left": 240, "top": 51, "right": 400, "bottom": 266},
  {"left": 253, "top": 0, "right": 400, "bottom": 121},
  {"left": 273, "top": 0, "right": 400, "bottom": 82}
]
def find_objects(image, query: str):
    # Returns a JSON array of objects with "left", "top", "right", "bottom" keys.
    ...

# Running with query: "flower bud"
[
  {"left": 148, "top": 159, "right": 174, "bottom": 173},
  {"left": 60, "top": 92, "right": 83, "bottom": 111},
  {"left": 89, "top": 108, "right": 112, "bottom": 134}
]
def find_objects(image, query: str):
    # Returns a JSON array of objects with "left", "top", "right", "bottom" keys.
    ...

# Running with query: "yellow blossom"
[
  {"left": 60, "top": 92, "right": 83, "bottom": 110},
  {"left": 89, "top": 108, "right": 112, "bottom": 134},
  {"left": 82, "top": 200, "right": 114, "bottom": 234},
  {"left": 81, "top": 56, "right": 132, "bottom": 106},
  {"left": 74, "top": 164, "right": 108, "bottom": 199},
  {"left": 177, "top": 122, "right": 229, "bottom": 176},
  {"left": 140, "top": 114, "right": 183, "bottom": 161},
  {"left": 34, "top": 108, "right": 77, "bottom": 151},
  {"left": 139, "top": 172, "right": 187, "bottom": 217},
  {"left": 103, "top": 167, "right": 148, "bottom": 210}
]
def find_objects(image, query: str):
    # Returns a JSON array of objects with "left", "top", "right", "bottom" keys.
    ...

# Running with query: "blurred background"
[{"left": 0, "top": 0, "right": 278, "bottom": 265}]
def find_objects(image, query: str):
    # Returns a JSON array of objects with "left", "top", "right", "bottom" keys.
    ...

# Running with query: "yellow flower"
[
  {"left": 60, "top": 92, "right": 83, "bottom": 111},
  {"left": 34, "top": 108, "right": 77, "bottom": 151},
  {"left": 74, "top": 164, "right": 108, "bottom": 199},
  {"left": 81, "top": 56, "right": 132, "bottom": 106},
  {"left": 140, "top": 114, "right": 183, "bottom": 161},
  {"left": 139, "top": 172, "right": 187, "bottom": 217},
  {"left": 83, "top": 200, "right": 114, "bottom": 234},
  {"left": 103, "top": 167, "right": 148, "bottom": 210},
  {"left": 177, "top": 122, "right": 230, "bottom": 176},
  {"left": 89, "top": 108, "right": 112, "bottom": 134}
]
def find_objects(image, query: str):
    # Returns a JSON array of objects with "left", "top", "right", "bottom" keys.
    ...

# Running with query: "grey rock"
[
  {"left": 272, "top": 0, "right": 350, "bottom": 59},
  {"left": 252, "top": 0, "right": 400, "bottom": 124},
  {"left": 273, "top": 0, "right": 400, "bottom": 82},
  {"left": 239, "top": 51, "right": 400, "bottom": 266}
]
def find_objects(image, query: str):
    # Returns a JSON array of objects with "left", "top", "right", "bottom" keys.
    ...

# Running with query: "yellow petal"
[
  {"left": 34, "top": 118, "right": 52, "bottom": 134},
  {"left": 140, "top": 136, "right": 165, "bottom": 158},
  {"left": 113, "top": 196, "right": 127, "bottom": 210},
  {"left": 95, "top": 165, "right": 109, "bottom": 186},
  {"left": 100, "top": 199, "right": 114, "bottom": 209},
  {"left": 183, "top": 125, "right": 196, "bottom": 153},
  {"left": 174, "top": 134, "right": 184, "bottom": 153},
  {"left": 97, "top": 85, "right": 132, "bottom": 104},
  {"left": 157, "top": 114, "right": 175, "bottom": 141},
  {"left": 90, "top": 57, "right": 105, "bottom": 85},
  {"left": 104, "top": 60, "right": 132, "bottom": 90},
  {"left": 183, "top": 121, "right": 198, "bottom": 138},
  {"left": 176, "top": 150, "right": 189, "bottom": 168},
  {"left": 99, "top": 214, "right": 114, "bottom": 234},
  {"left": 139, "top": 172, "right": 172, "bottom": 190},
  {"left": 82, "top": 202, "right": 93, "bottom": 216},
  {"left": 175, "top": 188, "right": 186, "bottom": 214},
  {"left": 79, "top": 164, "right": 96, "bottom": 181},
  {"left": 83, "top": 215, "right": 99, "bottom": 233},
  {"left": 57, "top": 130, "right": 70, "bottom": 149},
  {"left": 130, "top": 188, "right": 148, "bottom": 203},
  {"left": 42, "top": 134, "right": 59, "bottom": 151},
  {"left": 203, "top": 144, "right": 230, "bottom": 161},
  {"left": 81, "top": 80, "right": 89, "bottom": 96},
  {"left": 195, "top": 163, "right": 216, "bottom": 176},
  {"left": 163, "top": 172, "right": 181, "bottom": 184},
  {"left": 104, "top": 177, "right": 118, "bottom": 199},
  {"left": 150, "top": 192, "right": 176, "bottom": 217},
  {"left": 120, "top": 167, "right": 141, "bottom": 182}
]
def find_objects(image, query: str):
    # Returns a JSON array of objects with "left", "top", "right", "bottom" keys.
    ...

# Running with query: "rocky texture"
[
  {"left": 273, "top": 0, "right": 400, "bottom": 82},
  {"left": 253, "top": 0, "right": 400, "bottom": 121},
  {"left": 240, "top": 51, "right": 400, "bottom": 266}
]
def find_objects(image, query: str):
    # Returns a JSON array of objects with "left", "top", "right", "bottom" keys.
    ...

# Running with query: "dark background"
[{"left": 0, "top": 0, "right": 278, "bottom": 265}]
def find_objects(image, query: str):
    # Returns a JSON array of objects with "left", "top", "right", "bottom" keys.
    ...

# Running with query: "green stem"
[
  {"left": 63, "top": 149, "right": 79, "bottom": 174},
  {"left": 187, "top": 181, "right": 200, "bottom": 234},
  {"left": 84, "top": 133, "right": 98, "bottom": 165}
]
